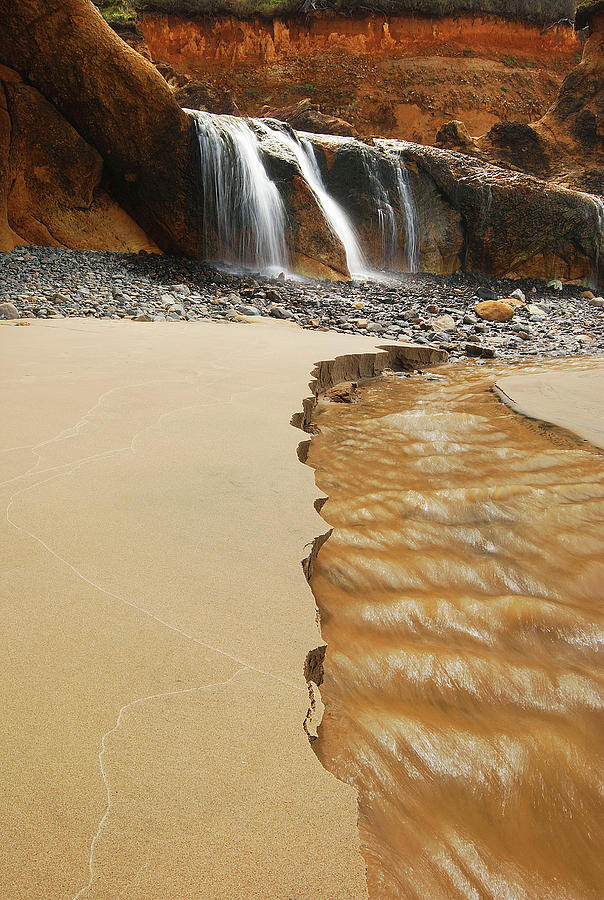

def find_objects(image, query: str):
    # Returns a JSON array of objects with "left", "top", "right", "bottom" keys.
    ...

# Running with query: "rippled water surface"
[{"left": 307, "top": 360, "right": 604, "bottom": 900}]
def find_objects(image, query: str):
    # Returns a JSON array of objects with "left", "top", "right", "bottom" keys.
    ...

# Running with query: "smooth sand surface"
[
  {"left": 0, "top": 317, "right": 378, "bottom": 899},
  {"left": 495, "top": 359, "right": 604, "bottom": 450}
]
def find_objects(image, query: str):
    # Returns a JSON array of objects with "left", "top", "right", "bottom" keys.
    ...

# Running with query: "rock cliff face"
[
  {"left": 0, "top": 0, "right": 203, "bottom": 256},
  {"left": 0, "top": 0, "right": 351, "bottom": 277},
  {"left": 0, "top": 0, "right": 601, "bottom": 289},
  {"left": 0, "top": 64, "right": 157, "bottom": 253},
  {"left": 533, "top": 9, "right": 604, "bottom": 193},
  {"left": 303, "top": 135, "right": 603, "bottom": 287},
  {"left": 438, "top": 8, "right": 604, "bottom": 196}
]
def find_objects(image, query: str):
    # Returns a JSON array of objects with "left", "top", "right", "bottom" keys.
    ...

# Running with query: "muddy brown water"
[{"left": 306, "top": 360, "right": 604, "bottom": 899}]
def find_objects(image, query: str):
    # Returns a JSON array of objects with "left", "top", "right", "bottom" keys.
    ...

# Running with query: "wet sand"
[
  {"left": 495, "top": 361, "right": 604, "bottom": 449},
  {"left": 0, "top": 318, "right": 380, "bottom": 899}
]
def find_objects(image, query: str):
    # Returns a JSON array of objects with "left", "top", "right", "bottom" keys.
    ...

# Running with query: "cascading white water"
[
  {"left": 189, "top": 110, "right": 288, "bottom": 273},
  {"left": 375, "top": 138, "right": 420, "bottom": 274},
  {"left": 591, "top": 195, "right": 604, "bottom": 288},
  {"left": 357, "top": 149, "right": 399, "bottom": 269},
  {"left": 395, "top": 165, "right": 419, "bottom": 273},
  {"left": 259, "top": 123, "right": 368, "bottom": 278},
  {"left": 188, "top": 109, "right": 421, "bottom": 279},
  {"left": 357, "top": 146, "right": 420, "bottom": 273}
]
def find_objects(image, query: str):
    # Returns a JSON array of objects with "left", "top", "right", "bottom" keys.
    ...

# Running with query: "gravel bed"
[{"left": 1, "top": 247, "right": 603, "bottom": 361}]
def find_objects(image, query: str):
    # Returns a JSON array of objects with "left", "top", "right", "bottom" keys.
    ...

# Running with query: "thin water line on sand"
[
  {"left": 0, "top": 378, "right": 183, "bottom": 484},
  {"left": 4, "top": 366, "right": 300, "bottom": 690},
  {"left": 7, "top": 483, "right": 298, "bottom": 690},
  {"left": 5, "top": 407, "right": 300, "bottom": 691},
  {"left": 71, "top": 667, "right": 249, "bottom": 900},
  {"left": 0, "top": 363, "right": 240, "bottom": 491}
]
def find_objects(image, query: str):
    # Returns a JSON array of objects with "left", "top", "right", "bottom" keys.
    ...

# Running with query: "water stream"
[
  {"left": 259, "top": 122, "right": 369, "bottom": 278},
  {"left": 306, "top": 360, "right": 604, "bottom": 899}
]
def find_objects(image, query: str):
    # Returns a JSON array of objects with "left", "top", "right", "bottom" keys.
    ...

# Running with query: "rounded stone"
[{"left": 474, "top": 300, "right": 515, "bottom": 322}]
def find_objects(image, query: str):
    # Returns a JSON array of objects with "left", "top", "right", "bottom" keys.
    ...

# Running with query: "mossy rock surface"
[{"left": 95, "top": 0, "right": 138, "bottom": 26}]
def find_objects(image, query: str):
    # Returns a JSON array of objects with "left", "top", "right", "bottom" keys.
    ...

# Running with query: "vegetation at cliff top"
[
  {"left": 97, "top": 0, "right": 578, "bottom": 27},
  {"left": 96, "top": 0, "right": 137, "bottom": 26}
]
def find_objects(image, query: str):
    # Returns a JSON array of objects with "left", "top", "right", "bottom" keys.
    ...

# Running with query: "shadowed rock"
[
  {"left": 0, "top": 0, "right": 204, "bottom": 256},
  {"left": 0, "top": 63, "right": 158, "bottom": 252}
]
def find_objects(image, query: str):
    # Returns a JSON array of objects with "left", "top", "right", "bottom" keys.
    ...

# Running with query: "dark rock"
[
  {"left": 268, "top": 305, "right": 294, "bottom": 319},
  {"left": 260, "top": 99, "right": 360, "bottom": 140},
  {"left": 464, "top": 342, "right": 483, "bottom": 357},
  {"left": 475, "top": 287, "right": 500, "bottom": 301}
]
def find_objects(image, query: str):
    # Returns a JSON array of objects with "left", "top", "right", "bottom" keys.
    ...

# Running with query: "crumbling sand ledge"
[{"left": 292, "top": 341, "right": 447, "bottom": 840}]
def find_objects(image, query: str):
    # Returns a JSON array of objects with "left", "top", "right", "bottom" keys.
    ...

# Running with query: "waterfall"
[
  {"left": 259, "top": 123, "right": 368, "bottom": 279},
  {"left": 189, "top": 110, "right": 288, "bottom": 273},
  {"left": 356, "top": 149, "right": 398, "bottom": 269},
  {"left": 188, "top": 109, "right": 420, "bottom": 280},
  {"left": 375, "top": 138, "right": 420, "bottom": 275},
  {"left": 591, "top": 195, "right": 604, "bottom": 289},
  {"left": 395, "top": 165, "right": 419, "bottom": 273}
]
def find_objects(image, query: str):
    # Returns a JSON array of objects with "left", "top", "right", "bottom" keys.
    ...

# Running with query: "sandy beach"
[
  {"left": 0, "top": 317, "right": 380, "bottom": 899},
  {"left": 495, "top": 361, "right": 604, "bottom": 449}
]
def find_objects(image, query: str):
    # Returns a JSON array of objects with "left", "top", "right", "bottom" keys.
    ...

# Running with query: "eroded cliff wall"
[
  {"left": 0, "top": 64, "right": 158, "bottom": 253},
  {"left": 138, "top": 12, "right": 580, "bottom": 143}
]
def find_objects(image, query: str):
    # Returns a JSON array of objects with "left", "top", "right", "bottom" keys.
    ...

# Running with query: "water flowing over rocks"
[
  {"left": 185, "top": 110, "right": 604, "bottom": 287},
  {"left": 0, "top": 1, "right": 602, "bottom": 289},
  {"left": 0, "top": 0, "right": 604, "bottom": 296}
]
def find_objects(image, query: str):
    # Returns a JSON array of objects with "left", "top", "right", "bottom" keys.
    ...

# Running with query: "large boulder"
[
  {"left": 0, "top": 64, "right": 157, "bottom": 252},
  {"left": 259, "top": 99, "right": 360, "bottom": 140},
  {"left": 302, "top": 134, "right": 602, "bottom": 287},
  {"left": 285, "top": 177, "right": 349, "bottom": 281},
  {"left": 0, "top": 0, "right": 203, "bottom": 256},
  {"left": 399, "top": 142, "right": 603, "bottom": 286}
]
